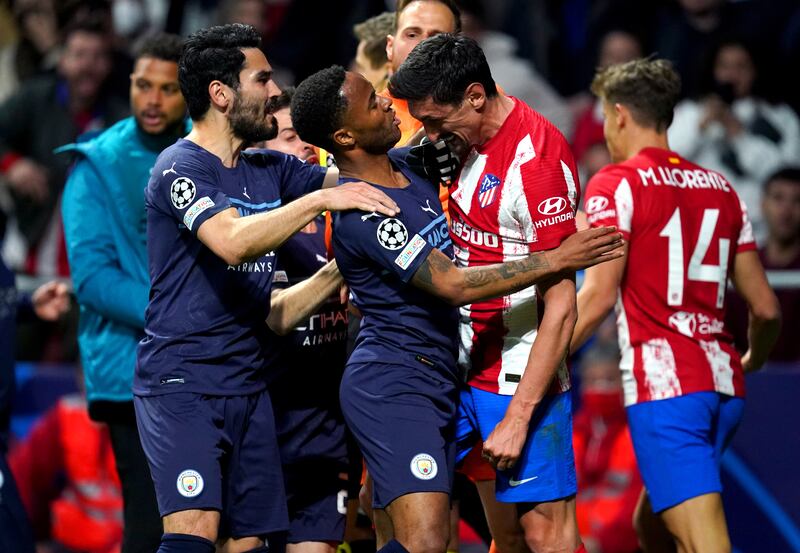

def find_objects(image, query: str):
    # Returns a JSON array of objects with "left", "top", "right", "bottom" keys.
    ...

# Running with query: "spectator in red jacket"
[{"left": 573, "top": 347, "right": 642, "bottom": 553}]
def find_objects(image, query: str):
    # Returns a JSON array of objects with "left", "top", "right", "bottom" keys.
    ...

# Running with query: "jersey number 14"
[{"left": 659, "top": 208, "right": 730, "bottom": 309}]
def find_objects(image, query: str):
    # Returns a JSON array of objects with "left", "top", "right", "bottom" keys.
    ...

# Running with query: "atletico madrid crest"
[{"left": 478, "top": 174, "right": 501, "bottom": 208}]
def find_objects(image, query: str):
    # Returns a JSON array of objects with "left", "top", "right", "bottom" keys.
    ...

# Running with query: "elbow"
[{"left": 751, "top": 294, "right": 781, "bottom": 326}]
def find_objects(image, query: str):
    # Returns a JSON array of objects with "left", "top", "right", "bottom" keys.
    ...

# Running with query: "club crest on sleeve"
[
  {"left": 171, "top": 177, "right": 196, "bottom": 209},
  {"left": 376, "top": 218, "right": 409, "bottom": 250},
  {"left": 176, "top": 469, "right": 204, "bottom": 497},
  {"left": 478, "top": 173, "right": 501, "bottom": 208},
  {"left": 410, "top": 453, "right": 438, "bottom": 480}
]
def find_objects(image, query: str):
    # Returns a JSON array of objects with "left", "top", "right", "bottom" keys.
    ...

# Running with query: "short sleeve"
[
  {"left": 736, "top": 199, "right": 757, "bottom": 253},
  {"left": 584, "top": 169, "right": 633, "bottom": 239},
  {"left": 148, "top": 153, "right": 231, "bottom": 235},
  {"left": 245, "top": 149, "right": 326, "bottom": 202},
  {"left": 515, "top": 147, "right": 580, "bottom": 251},
  {"left": 334, "top": 211, "right": 433, "bottom": 283}
]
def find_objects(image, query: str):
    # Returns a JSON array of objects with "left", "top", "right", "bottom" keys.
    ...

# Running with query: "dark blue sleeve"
[
  {"left": 244, "top": 149, "right": 326, "bottom": 203},
  {"left": 334, "top": 211, "right": 433, "bottom": 284},
  {"left": 148, "top": 150, "right": 231, "bottom": 235}
]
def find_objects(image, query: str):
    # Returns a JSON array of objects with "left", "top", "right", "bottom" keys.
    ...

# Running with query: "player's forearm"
[
  {"left": 454, "top": 251, "right": 561, "bottom": 305},
  {"left": 743, "top": 305, "right": 781, "bottom": 372},
  {"left": 507, "top": 304, "right": 576, "bottom": 421},
  {"left": 266, "top": 260, "right": 343, "bottom": 335},
  {"left": 571, "top": 282, "right": 615, "bottom": 352},
  {"left": 232, "top": 191, "right": 327, "bottom": 262}
]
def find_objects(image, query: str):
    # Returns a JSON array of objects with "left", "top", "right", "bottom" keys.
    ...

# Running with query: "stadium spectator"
[
  {"left": 572, "top": 30, "right": 643, "bottom": 183},
  {"left": 573, "top": 57, "right": 780, "bottom": 553},
  {"left": 60, "top": 32, "right": 188, "bottom": 553},
  {"left": 0, "top": 256, "right": 68, "bottom": 552},
  {"left": 390, "top": 34, "right": 585, "bottom": 553},
  {"left": 0, "top": 17, "right": 126, "bottom": 278},
  {"left": 459, "top": 0, "right": 573, "bottom": 137},
  {"left": 669, "top": 38, "right": 800, "bottom": 243},
  {"left": 727, "top": 167, "right": 800, "bottom": 364},
  {"left": 291, "top": 63, "right": 619, "bottom": 553},
  {"left": 132, "top": 23, "right": 398, "bottom": 553},
  {"left": 352, "top": 12, "right": 394, "bottom": 93},
  {"left": 573, "top": 349, "right": 642, "bottom": 553},
  {"left": 9, "top": 393, "right": 124, "bottom": 553},
  {"left": 259, "top": 87, "right": 351, "bottom": 553}
]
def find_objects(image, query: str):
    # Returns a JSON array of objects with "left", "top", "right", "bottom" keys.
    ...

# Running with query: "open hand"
[
  {"left": 554, "top": 226, "right": 624, "bottom": 272},
  {"left": 320, "top": 182, "right": 399, "bottom": 217}
]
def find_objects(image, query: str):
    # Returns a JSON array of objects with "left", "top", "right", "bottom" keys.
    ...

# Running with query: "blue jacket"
[{"left": 60, "top": 117, "right": 189, "bottom": 404}]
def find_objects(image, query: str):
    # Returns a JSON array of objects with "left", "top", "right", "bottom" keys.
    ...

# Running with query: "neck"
[
  {"left": 764, "top": 238, "right": 800, "bottom": 267},
  {"left": 185, "top": 112, "right": 245, "bottom": 168},
  {"left": 621, "top": 127, "right": 670, "bottom": 161},
  {"left": 476, "top": 94, "right": 515, "bottom": 146},
  {"left": 337, "top": 149, "right": 406, "bottom": 187}
]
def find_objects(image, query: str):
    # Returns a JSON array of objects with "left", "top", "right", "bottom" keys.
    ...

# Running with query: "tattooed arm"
[{"left": 410, "top": 226, "right": 624, "bottom": 306}]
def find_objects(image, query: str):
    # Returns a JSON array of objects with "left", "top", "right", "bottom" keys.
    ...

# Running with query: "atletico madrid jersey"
[
  {"left": 584, "top": 147, "right": 756, "bottom": 406},
  {"left": 448, "top": 97, "right": 580, "bottom": 395}
]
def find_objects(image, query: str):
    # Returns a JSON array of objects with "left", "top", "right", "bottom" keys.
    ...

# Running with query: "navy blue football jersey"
[
  {"left": 333, "top": 148, "right": 458, "bottom": 376},
  {"left": 134, "top": 141, "right": 326, "bottom": 396}
]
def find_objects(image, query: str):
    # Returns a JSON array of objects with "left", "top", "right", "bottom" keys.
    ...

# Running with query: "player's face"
[
  {"left": 341, "top": 71, "right": 401, "bottom": 154},
  {"left": 601, "top": 99, "right": 625, "bottom": 163},
  {"left": 130, "top": 56, "right": 186, "bottom": 135},
  {"left": 409, "top": 95, "right": 481, "bottom": 159},
  {"left": 762, "top": 179, "right": 800, "bottom": 243},
  {"left": 263, "top": 107, "right": 319, "bottom": 164},
  {"left": 387, "top": 1, "right": 457, "bottom": 73},
  {"left": 713, "top": 44, "right": 755, "bottom": 99},
  {"left": 229, "top": 47, "right": 282, "bottom": 143}
]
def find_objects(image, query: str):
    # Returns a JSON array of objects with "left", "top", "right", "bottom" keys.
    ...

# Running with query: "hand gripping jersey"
[
  {"left": 584, "top": 148, "right": 756, "bottom": 406},
  {"left": 449, "top": 97, "right": 580, "bottom": 395}
]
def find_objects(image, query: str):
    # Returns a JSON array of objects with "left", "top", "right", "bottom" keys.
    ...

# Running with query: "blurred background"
[{"left": 0, "top": 1, "right": 798, "bottom": 552}]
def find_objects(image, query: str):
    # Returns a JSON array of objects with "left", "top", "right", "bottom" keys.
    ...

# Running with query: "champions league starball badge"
[
  {"left": 377, "top": 218, "right": 409, "bottom": 250},
  {"left": 171, "top": 177, "right": 196, "bottom": 209}
]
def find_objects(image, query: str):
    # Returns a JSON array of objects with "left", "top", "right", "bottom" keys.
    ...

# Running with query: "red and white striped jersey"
[
  {"left": 584, "top": 147, "right": 756, "bottom": 406},
  {"left": 449, "top": 97, "right": 580, "bottom": 395}
]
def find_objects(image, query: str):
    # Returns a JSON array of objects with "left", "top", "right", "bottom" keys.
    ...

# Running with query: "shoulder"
[
  {"left": 586, "top": 164, "right": 635, "bottom": 195},
  {"left": 240, "top": 148, "right": 293, "bottom": 168}
]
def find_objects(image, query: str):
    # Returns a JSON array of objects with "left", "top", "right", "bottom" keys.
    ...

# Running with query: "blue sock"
[
  {"left": 377, "top": 539, "right": 409, "bottom": 553},
  {"left": 157, "top": 533, "right": 215, "bottom": 553}
]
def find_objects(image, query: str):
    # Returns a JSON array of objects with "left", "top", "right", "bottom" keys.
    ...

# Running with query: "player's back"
[{"left": 584, "top": 147, "right": 756, "bottom": 405}]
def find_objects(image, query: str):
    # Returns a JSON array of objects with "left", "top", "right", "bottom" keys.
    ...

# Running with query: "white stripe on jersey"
[
  {"left": 616, "top": 294, "right": 637, "bottom": 406},
  {"left": 641, "top": 337, "right": 681, "bottom": 400},
  {"left": 738, "top": 199, "right": 754, "bottom": 246},
  {"left": 452, "top": 150, "right": 487, "bottom": 216},
  {"left": 614, "top": 178, "right": 634, "bottom": 232},
  {"left": 701, "top": 339, "right": 735, "bottom": 396},
  {"left": 561, "top": 160, "right": 578, "bottom": 212},
  {"left": 458, "top": 304, "right": 475, "bottom": 375}
]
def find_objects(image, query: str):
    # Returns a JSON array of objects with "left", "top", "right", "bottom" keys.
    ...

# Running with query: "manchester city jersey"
[
  {"left": 134, "top": 140, "right": 326, "bottom": 396},
  {"left": 333, "top": 148, "right": 458, "bottom": 376}
]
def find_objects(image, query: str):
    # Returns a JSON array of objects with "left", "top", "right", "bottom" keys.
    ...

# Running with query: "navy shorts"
[
  {"left": 456, "top": 387, "right": 577, "bottom": 504},
  {"left": 283, "top": 461, "right": 348, "bottom": 544},
  {"left": 134, "top": 390, "right": 288, "bottom": 537},
  {"left": 626, "top": 391, "right": 744, "bottom": 513},
  {"left": 340, "top": 361, "right": 458, "bottom": 509}
]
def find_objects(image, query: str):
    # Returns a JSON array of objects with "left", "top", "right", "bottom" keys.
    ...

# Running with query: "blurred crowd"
[{"left": 0, "top": 0, "right": 798, "bottom": 552}]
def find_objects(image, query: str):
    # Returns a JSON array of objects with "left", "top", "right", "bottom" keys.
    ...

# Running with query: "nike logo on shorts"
[{"left": 508, "top": 476, "right": 538, "bottom": 487}]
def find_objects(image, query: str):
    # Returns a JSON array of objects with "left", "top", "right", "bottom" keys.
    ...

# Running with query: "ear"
[
  {"left": 386, "top": 34, "right": 394, "bottom": 64},
  {"left": 465, "top": 83, "right": 486, "bottom": 110},
  {"left": 614, "top": 103, "right": 627, "bottom": 129},
  {"left": 208, "top": 80, "right": 232, "bottom": 111},
  {"left": 333, "top": 127, "right": 355, "bottom": 149}
]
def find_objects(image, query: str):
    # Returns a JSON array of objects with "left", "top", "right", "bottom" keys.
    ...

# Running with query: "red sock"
[{"left": 574, "top": 545, "right": 587, "bottom": 553}]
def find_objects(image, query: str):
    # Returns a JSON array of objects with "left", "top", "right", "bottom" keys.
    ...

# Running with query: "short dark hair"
[
  {"left": 388, "top": 34, "right": 497, "bottom": 105},
  {"left": 590, "top": 58, "right": 681, "bottom": 132},
  {"left": 135, "top": 32, "right": 184, "bottom": 64},
  {"left": 179, "top": 23, "right": 261, "bottom": 120},
  {"left": 61, "top": 13, "right": 109, "bottom": 45},
  {"left": 395, "top": 0, "right": 461, "bottom": 34},
  {"left": 291, "top": 66, "right": 348, "bottom": 152},
  {"left": 764, "top": 166, "right": 800, "bottom": 192},
  {"left": 353, "top": 12, "right": 395, "bottom": 70}
]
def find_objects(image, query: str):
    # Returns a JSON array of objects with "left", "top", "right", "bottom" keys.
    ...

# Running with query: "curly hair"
[
  {"left": 291, "top": 66, "right": 348, "bottom": 153},
  {"left": 591, "top": 58, "right": 682, "bottom": 132},
  {"left": 179, "top": 23, "right": 261, "bottom": 120}
]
